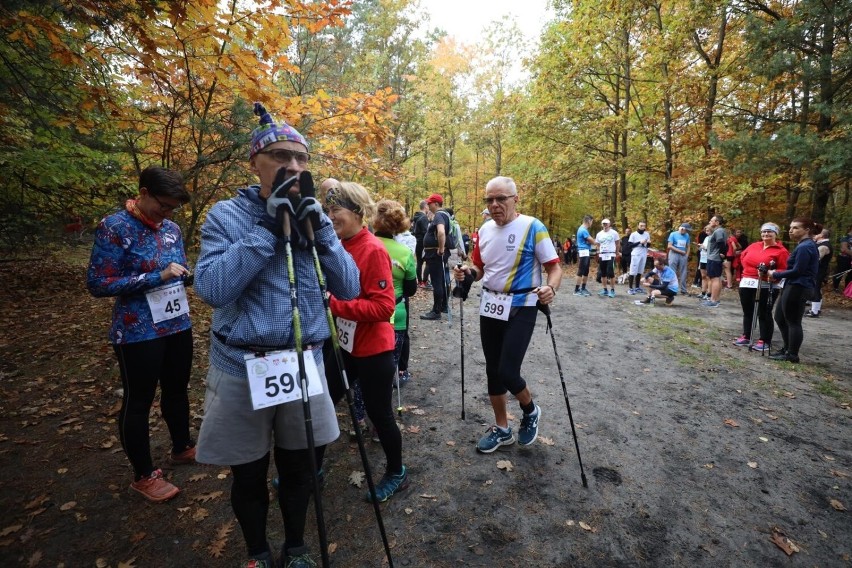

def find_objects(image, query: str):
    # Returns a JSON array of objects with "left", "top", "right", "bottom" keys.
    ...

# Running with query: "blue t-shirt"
[
  {"left": 667, "top": 230, "right": 690, "bottom": 253},
  {"left": 577, "top": 225, "right": 591, "bottom": 251}
]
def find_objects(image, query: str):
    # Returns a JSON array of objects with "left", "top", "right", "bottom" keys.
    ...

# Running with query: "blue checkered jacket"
[{"left": 195, "top": 185, "right": 360, "bottom": 377}]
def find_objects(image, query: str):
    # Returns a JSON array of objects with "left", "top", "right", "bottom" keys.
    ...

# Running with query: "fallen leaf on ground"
[
  {"left": 118, "top": 558, "right": 137, "bottom": 568},
  {"left": 130, "top": 532, "right": 146, "bottom": 543},
  {"left": 446, "top": 440, "right": 455, "bottom": 446},
  {"left": 328, "top": 543, "right": 338, "bottom": 554},
  {"left": 96, "top": 558, "right": 108, "bottom": 567},
  {"left": 188, "top": 473, "right": 209, "bottom": 482},
  {"left": 0, "top": 525, "right": 22, "bottom": 537},
  {"left": 407, "top": 425, "right": 420, "bottom": 433},
  {"left": 783, "top": 392, "right": 796, "bottom": 399},
  {"left": 207, "top": 520, "right": 234, "bottom": 559},
  {"left": 419, "top": 494, "right": 437, "bottom": 499},
  {"left": 411, "top": 409, "right": 425, "bottom": 415},
  {"left": 404, "top": 508, "right": 413, "bottom": 514},
  {"left": 429, "top": 388, "right": 436, "bottom": 394},
  {"left": 193, "top": 508, "right": 209, "bottom": 521},
  {"left": 724, "top": 419, "right": 739, "bottom": 427},
  {"left": 24, "top": 495, "right": 48, "bottom": 510},
  {"left": 57, "top": 468, "right": 68, "bottom": 474},
  {"left": 759, "top": 437, "right": 769, "bottom": 442},
  {"left": 767, "top": 414, "right": 778, "bottom": 420},
  {"left": 483, "top": 480, "right": 493, "bottom": 486},
  {"left": 829, "top": 499, "right": 846, "bottom": 511},
  {"left": 539, "top": 436, "right": 555, "bottom": 446},
  {"left": 566, "top": 520, "right": 575, "bottom": 526},
  {"left": 348, "top": 471, "right": 365, "bottom": 488},
  {"left": 59, "top": 501, "right": 76, "bottom": 511},
  {"left": 704, "top": 464, "right": 714, "bottom": 469},
  {"left": 193, "top": 491, "right": 223, "bottom": 503},
  {"left": 770, "top": 529, "right": 799, "bottom": 556},
  {"left": 748, "top": 462, "right": 758, "bottom": 469},
  {"left": 830, "top": 469, "right": 850, "bottom": 478},
  {"left": 27, "top": 550, "right": 42, "bottom": 567},
  {"left": 824, "top": 455, "right": 836, "bottom": 461},
  {"left": 496, "top": 460, "right": 513, "bottom": 472},
  {"left": 757, "top": 406, "right": 774, "bottom": 412},
  {"left": 579, "top": 521, "right": 595, "bottom": 532}
]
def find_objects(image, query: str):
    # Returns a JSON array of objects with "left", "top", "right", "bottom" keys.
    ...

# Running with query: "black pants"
[
  {"left": 112, "top": 329, "right": 193, "bottom": 478},
  {"left": 425, "top": 250, "right": 449, "bottom": 313},
  {"left": 480, "top": 307, "right": 537, "bottom": 396},
  {"left": 774, "top": 284, "right": 810, "bottom": 356},
  {"left": 415, "top": 240, "right": 427, "bottom": 284},
  {"left": 230, "top": 445, "right": 326, "bottom": 557},
  {"left": 327, "top": 348, "right": 403, "bottom": 475},
  {"left": 739, "top": 286, "right": 778, "bottom": 342}
]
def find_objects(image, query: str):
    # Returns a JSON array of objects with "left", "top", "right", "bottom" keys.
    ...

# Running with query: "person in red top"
[
  {"left": 732, "top": 223, "right": 789, "bottom": 351},
  {"left": 322, "top": 181, "right": 409, "bottom": 503}
]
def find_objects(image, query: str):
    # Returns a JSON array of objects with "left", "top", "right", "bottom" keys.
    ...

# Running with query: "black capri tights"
[
  {"left": 480, "top": 306, "right": 538, "bottom": 396},
  {"left": 774, "top": 284, "right": 809, "bottom": 357}
]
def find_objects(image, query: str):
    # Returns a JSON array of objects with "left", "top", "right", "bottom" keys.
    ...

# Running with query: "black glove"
[
  {"left": 452, "top": 268, "right": 474, "bottom": 300},
  {"left": 258, "top": 168, "right": 298, "bottom": 236},
  {"left": 294, "top": 171, "right": 322, "bottom": 231}
]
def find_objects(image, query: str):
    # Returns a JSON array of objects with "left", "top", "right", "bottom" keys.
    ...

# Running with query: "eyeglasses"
[
  {"left": 257, "top": 148, "right": 310, "bottom": 165},
  {"left": 483, "top": 195, "right": 515, "bottom": 205},
  {"left": 151, "top": 193, "right": 182, "bottom": 213}
]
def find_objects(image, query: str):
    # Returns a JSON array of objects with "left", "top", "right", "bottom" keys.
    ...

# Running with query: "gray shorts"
[{"left": 196, "top": 348, "right": 340, "bottom": 466}]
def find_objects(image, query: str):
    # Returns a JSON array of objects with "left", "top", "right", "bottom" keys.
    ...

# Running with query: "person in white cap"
[{"left": 595, "top": 219, "right": 620, "bottom": 297}]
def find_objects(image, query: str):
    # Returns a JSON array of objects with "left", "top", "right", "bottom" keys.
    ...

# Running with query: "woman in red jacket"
[
  {"left": 732, "top": 223, "right": 789, "bottom": 351},
  {"left": 323, "top": 181, "right": 409, "bottom": 503}
]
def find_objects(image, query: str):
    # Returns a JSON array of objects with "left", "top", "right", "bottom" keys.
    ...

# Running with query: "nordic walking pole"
[
  {"left": 294, "top": 171, "right": 395, "bottom": 568},
  {"left": 537, "top": 301, "right": 588, "bottom": 488},
  {"left": 747, "top": 267, "right": 762, "bottom": 353},
  {"left": 452, "top": 264, "right": 466, "bottom": 420},
  {"left": 272, "top": 171, "right": 330, "bottom": 568},
  {"left": 444, "top": 258, "right": 453, "bottom": 326}
]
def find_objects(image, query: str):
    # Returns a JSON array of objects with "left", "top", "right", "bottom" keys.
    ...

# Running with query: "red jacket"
[
  {"left": 740, "top": 241, "right": 789, "bottom": 279},
  {"left": 329, "top": 227, "right": 395, "bottom": 357}
]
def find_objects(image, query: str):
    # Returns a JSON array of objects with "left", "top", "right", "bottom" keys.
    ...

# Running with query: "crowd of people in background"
[{"left": 86, "top": 103, "right": 850, "bottom": 568}]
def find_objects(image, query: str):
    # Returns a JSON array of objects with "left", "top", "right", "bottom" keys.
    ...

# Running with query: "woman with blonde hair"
[{"left": 323, "top": 182, "right": 409, "bottom": 502}]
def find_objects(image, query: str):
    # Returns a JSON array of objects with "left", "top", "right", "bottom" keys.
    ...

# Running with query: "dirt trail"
[{"left": 0, "top": 258, "right": 849, "bottom": 567}]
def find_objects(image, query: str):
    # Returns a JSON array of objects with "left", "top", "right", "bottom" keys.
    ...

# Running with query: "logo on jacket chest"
[{"left": 378, "top": 280, "right": 387, "bottom": 289}]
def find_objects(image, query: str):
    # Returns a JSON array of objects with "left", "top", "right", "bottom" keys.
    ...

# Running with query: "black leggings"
[
  {"left": 774, "top": 284, "right": 810, "bottom": 356},
  {"left": 112, "top": 329, "right": 193, "bottom": 478},
  {"left": 415, "top": 240, "right": 427, "bottom": 284},
  {"left": 425, "top": 252, "right": 449, "bottom": 312},
  {"left": 230, "top": 446, "right": 326, "bottom": 557},
  {"left": 739, "top": 286, "right": 779, "bottom": 342},
  {"left": 480, "top": 307, "right": 537, "bottom": 396},
  {"left": 327, "top": 349, "right": 402, "bottom": 475}
]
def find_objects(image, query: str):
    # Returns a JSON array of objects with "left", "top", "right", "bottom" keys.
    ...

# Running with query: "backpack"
[{"left": 437, "top": 210, "right": 458, "bottom": 250}]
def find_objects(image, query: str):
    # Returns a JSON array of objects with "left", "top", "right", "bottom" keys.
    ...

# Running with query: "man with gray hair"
[{"left": 453, "top": 176, "right": 561, "bottom": 453}]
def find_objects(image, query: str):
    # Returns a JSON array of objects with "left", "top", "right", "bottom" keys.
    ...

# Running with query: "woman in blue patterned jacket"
[{"left": 87, "top": 166, "right": 195, "bottom": 503}]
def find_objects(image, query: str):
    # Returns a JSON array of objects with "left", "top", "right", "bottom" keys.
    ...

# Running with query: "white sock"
[{"left": 811, "top": 301, "right": 821, "bottom": 313}]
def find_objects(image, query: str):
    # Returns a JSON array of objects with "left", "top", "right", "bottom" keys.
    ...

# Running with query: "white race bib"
[
  {"left": 335, "top": 317, "right": 357, "bottom": 353},
  {"left": 479, "top": 289, "right": 511, "bottom": 321},
  {"left": 740, "top": 277, "right": 759, "bottom": 289},
  {"left": 145, "top": 282, "right": 189, "bottom": 323},
  {"left": 776, "top": 279, "right": 785, "bottom": 289},
  {"left": 600, "top": 253, "right": 613, "bottom": 261},
  {"left": 579, "top": 249, "right": 590, "bottom": 258},
  {"left": 244, "top": 349, "right": 323, "bottom": 410}
]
